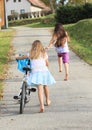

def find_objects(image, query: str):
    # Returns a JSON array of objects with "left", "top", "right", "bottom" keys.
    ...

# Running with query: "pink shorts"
[{"left": 57, "top": 52, "right": 69, "bottom": 63}]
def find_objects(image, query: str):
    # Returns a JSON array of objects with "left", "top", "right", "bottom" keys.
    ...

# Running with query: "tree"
[
  {"left": 40, "top": 0, "right": 50, "bottom": 6},
  {"left": 68, "top": 0, "right": 92, "bottom": 5},
  {"left": 59, "top": 0, "right": 66, "bottom": 5},
  {"left": 50, "top": 0, "right": 55, "bottom": 13},
  {"left": 40, "top": 0, "right": 57, "bottom": 13}
]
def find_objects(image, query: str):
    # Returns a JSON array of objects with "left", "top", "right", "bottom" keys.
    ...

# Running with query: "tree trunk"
[{"left": 50, "top": 0, "right": 55, "bottom": 13}]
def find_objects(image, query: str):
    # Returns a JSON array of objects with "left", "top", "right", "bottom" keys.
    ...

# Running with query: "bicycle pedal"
[
  {"left": 13, "top": 96, "right": 20, "bottom": 100},
  {"left": 30, "top": 88, "right": 36, "bottom": 92}
]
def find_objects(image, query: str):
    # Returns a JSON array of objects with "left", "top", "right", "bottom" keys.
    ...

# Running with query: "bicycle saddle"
[{"left": 23, "top": 67, "right": 31, "bottom": 71}]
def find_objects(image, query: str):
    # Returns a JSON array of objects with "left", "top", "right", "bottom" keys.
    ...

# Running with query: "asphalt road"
[{"left": 0, "top": 27, "right": 92, "bottom": 130}]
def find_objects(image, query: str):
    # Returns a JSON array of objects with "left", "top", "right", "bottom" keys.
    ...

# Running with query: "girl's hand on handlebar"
[{"left": 15, "top": 54, "right": 20, "bottom": 59}]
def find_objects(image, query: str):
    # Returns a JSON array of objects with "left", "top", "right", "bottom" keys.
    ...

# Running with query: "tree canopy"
[
  {"left": 40, "top": 0, "right": 92, "bottom": 12},
  {"left": 68, "top": 0, "right": 92, "bottom": 5}
]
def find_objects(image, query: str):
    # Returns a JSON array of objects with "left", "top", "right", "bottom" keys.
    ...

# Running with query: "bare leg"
[
  {"left": 64, "top": 63, "right": 69, "bottom": 80},
  {"left": 44, "top": 85, "right": 51, "bottom": 105},
  {"left": 38, "top": 85, "right": 44, "bottom": 112},
  {"left": 58, "top": 57, "right": 62, "bottom": 72}
]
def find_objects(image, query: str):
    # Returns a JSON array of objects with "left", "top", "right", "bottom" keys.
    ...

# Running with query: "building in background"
[
  {"left": 0, "top": 0, "right": 51, "bottom": 29},
  {"left": 6, "top": 0, "right": 51, "bottom": 21}
]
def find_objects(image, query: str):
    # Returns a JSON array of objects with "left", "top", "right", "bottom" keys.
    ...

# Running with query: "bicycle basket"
[{"left": 16, "top": 58, "right": 31, "bottom": 73}]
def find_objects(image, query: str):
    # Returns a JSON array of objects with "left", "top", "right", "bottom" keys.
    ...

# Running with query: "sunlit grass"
[
  {"left": 0, "top": 29, "right": 14, "bottom": 99},
  {"left": 25, "top": 21, "right": 55, "bottom": 28},
  {"left": 65, "top": 18, "right": 92, "bottom": 65}
]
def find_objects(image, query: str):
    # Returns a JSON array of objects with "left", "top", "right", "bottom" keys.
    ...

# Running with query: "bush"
[
  {"left": 41, "top": 18, "right": 55, "bottom": 24},
  {"left": 8, "top": 18, "right": 41, "bottom": 26},
  {"left": 8, "top": 14, "right": 55, "bottom": 27},
  {"left": 55, "top": 3, "right": 92, "bottom": 24}
]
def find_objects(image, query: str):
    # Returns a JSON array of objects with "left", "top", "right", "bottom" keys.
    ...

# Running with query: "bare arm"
[
  {"left": 46, "top": 34, "right": 57, "bottom": 49},
  {"left": 44, "top": 52, "right": 49, "bottom": 67},
  {"left": 45, "top": 59, "right": 49, "bottom": 67},
  {"left": 66, "top": 32, "right": 70, "bottom": 43},
  {"left": 15, "top": 54, "right": 28, "bottom": 60}
]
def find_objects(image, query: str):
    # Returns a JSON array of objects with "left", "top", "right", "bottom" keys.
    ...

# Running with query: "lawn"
[
  {"left": 64, "top": 18, "right": 92, "bottom": 65},
  {"left": 0, "top": 29, "right": 14, "bottom": 99}
]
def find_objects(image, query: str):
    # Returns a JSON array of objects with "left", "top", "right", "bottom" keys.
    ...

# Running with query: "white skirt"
[{"left": 27, "top": 71, "right": 56, "bottom": 86}]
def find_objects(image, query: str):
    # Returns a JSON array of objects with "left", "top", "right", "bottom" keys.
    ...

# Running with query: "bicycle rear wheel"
[{"left": 20, "top": 82, "right": 27, "bottom": 114}]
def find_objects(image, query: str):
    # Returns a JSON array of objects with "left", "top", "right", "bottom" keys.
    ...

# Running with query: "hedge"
[{"left": 55, "top": 3, "right": 92, "bottom": 24}]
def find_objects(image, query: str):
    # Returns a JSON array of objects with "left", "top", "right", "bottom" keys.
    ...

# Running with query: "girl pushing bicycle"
[{"left": 15, "top": 40, "right": 56, "bottom": 113}]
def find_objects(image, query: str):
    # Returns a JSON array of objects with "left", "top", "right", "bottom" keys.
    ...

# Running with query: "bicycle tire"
[{"left": 20, "top": 82, "right": 27, "bottom": 114}]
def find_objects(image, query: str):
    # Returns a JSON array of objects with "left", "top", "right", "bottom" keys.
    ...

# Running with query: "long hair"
[
  {"left": 29, "top": 40, "right": 46, "bottom": 59},
  {"left": 54, "top": 23, "right": 67, "bottom": 47}
]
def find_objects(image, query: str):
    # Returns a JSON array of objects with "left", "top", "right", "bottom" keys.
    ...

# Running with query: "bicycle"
[{"left": 14, "top": 58, "right": 36, "bottom": 114}]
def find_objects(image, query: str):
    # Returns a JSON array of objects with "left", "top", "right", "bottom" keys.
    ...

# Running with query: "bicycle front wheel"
[{"left": 20, "top": 82, "right": 27, "bottom": 114}]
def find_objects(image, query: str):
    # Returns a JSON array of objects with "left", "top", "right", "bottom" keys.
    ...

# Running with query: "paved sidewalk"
[{"left": 0, "top": 27, "right": 92, "bottom": 130}]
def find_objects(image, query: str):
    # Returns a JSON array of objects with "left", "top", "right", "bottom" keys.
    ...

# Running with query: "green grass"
[
  {"left": 25, "top": 14, "right": 56, "bottom": 28},
  {"left": 25, "top": 22, "right": 55, "bottom": 28},
  {"left": 64, "top": 18, "right": 92, "bottom": 65},
  {"left": 0, "top": 29, "right": 14, "bottom": 99},
  {"left": 25, "top": 18, "right": 92, "bottom": 65}
]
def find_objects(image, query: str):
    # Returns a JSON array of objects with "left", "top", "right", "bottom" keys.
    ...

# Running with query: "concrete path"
[{"left": 0, "top": 27, "right": 92, "bottom": 130}]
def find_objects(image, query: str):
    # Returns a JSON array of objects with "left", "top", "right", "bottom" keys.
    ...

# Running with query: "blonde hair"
[{"left": 29, "top": 40, "right": 46, "bottom": 59}]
